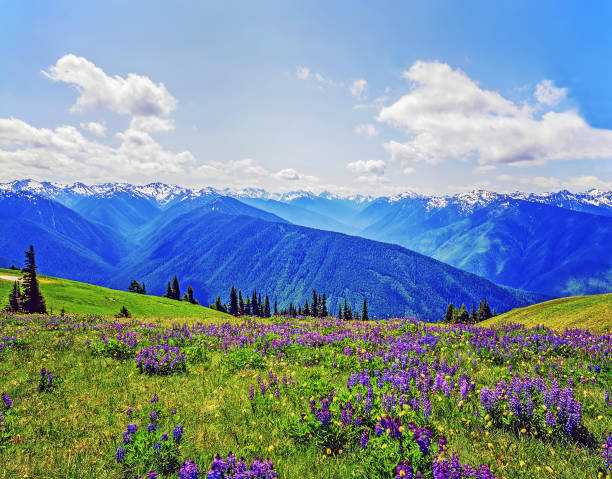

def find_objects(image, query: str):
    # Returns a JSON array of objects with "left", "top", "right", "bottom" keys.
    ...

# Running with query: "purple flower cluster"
[
  {"left": 1, "top": 393, "right": 12, "bottom": 410},
  {"left": 135, "top": 344, "right": 186, "bottom": 375},
  {"left": 433, "top": 453, "right": 497, "bottom": 478},
  {"left": 206, "top": 452, "right": 278, "bottom": 478},
  {"left": 39, "top": 367, "right": 54, "bottom": 392},
  {"left": 603, "top": 433, "right": 612, "bottom": 471}
]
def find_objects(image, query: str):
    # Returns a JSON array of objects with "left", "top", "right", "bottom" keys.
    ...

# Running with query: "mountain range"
[{"left": 1, "top": 179, "right": 610, "bottom": 316}]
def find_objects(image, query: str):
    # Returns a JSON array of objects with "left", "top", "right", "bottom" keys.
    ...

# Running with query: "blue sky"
[{"left": 1, "top": 0, "right": 611, "bottom": 194}]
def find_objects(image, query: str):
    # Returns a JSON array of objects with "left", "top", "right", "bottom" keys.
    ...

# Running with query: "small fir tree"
[
  {"left": 362, "top": 298, "right": 369, "bottom": 321},
  {"left": 21, "top": 245, "right": 46, "bottom": 314},
  {"left": 7, "top": 281, "right": 21, "bottom": 312},
  {"left": 229, "top": 286, "right": 239, "bottom": 316},
  {"left": 171, "top": 275, "right": 181, "bottom": 300}
]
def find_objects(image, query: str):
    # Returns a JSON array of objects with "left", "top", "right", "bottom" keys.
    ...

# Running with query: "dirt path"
[{"left": 0, "top": 275, "right": 21, "bottom": 281}]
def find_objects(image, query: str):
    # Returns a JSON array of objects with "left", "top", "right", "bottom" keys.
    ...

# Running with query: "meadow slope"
[{"left": 0, "top": 267, "right": 231, "bottom": 324}]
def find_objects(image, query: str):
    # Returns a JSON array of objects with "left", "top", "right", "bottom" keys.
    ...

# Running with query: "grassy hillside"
[
  {"left": 0, "top": 267, "right": 231, "bottom": 324},
  {"left": 481, "top": 293, "right": 612, "bottom": 332}
]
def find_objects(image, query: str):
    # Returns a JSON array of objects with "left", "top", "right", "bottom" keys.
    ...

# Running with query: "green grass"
[
  {"left": 0, "top": 315, "right": 610, "bottom": 479},
  {"left": 481, "top": 293, "right": 612, "bottom": 333},
  {"left": 0, "top": 267, "right": 231, "bottom": 325}
]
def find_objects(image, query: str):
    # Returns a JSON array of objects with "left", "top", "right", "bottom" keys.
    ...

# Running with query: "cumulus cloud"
[
  {"left": 42, "top": 54, "right": 177, "bottom": 117},
  {"left": 534, "top": 79, "right": 567, "bottom": 106},
  {"left": 473, "top": 165, "right": 497, "bottom": 174},
  {"left": 129, "top": 116, "right": 175, "bottom": 133},
  {"left": 274, "top": 168, "right": 302, "bottom": 181},
  {"left": 79, "top": 121, "right": 107, "bottom": 137},
  {"left": 378, "top": 61, "right": 612, "bottom": 168},
  {"left": 350, "top": 78, "right": 368, "bottom": 99},
  {"left": 403, "top": 167, "right": 415, "bottom": 175},
  {"left": 355, "top": 123, "right": 377, "bottom": 136},
  {"left": 346, "top": 159, "right": 386, "bottom": 176},
  {"left": 0, "top": 117, "right": 194, "bottom": 181}
]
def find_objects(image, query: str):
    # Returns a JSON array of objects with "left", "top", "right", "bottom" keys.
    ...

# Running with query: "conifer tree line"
[
  {"left": 161, "top": 275, "right": 198, "bottom": 304},
  {"left": 127, "top": 280, "right": 146, "bottom": 294},
  {"left": 216, "top": 285, "right": 370, "bottom": 320},
  {"left": 5, "top": 245, "right": 47, "bottom": 314},
  {"left": 443, "top": 298, "right": 496, "bottom": 323}
]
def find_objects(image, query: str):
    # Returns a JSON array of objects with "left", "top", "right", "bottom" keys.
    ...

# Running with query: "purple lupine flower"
[
  {"left": 249, "top": 386, "right": 255, "bottom": 400},
  {"left": 173, "top": 424, "right": 183, "bottom": 445},
  {"left": 115, "top": 445, "right": 126, "bottom": 463},
  {"left": 1, "top": 393, "right": 12, "bottom": 410},
  {"left": 126, "top": 407, "right": 133, "bottom": 416},
  {"left": 395, "top": 461, "right": 414, "bottom": 479},
  {"left": 149, "top": 394, "right": 159, "bottom": 403},
  {"left": 150, "top": 410, "right": 157, "bottom": 422},
  {"left": 360, "top": 430, "right": 369, "bottom": 449},
  {"left": 179, "top": 459, "right": 200, "bottom": 479},
  {"left": 147, "top": 423, "right": 157, "bottom": 433},
  {"left": 603, "top": 433, "right": 612, "bottom": 471}
]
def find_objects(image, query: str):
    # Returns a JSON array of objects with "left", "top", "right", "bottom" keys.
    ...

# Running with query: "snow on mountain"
[{"left": 1, "top": 179, "right": 611, "bottom": 215}]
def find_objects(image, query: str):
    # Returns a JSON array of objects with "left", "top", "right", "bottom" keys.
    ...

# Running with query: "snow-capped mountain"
[{"left": 2, "top": 179, "right": 611, "bottom": 217}]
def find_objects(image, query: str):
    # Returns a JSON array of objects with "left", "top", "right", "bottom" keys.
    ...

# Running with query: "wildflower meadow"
[{"left": 0, "top": 312, "right": 611, "bottom": 478}]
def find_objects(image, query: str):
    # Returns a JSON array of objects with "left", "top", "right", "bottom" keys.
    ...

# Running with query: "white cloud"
[
  {"left": 378, "top": 61, "right": 612, "bottom": 168},
  {"left": 355, "top": 123, "right": 377, "bottom": 136},
  {"left": 275, "top": 168, "right": 307, "bottom": 181},
  {"left": 296, "top": 66, "right": 311, "bottom": 80},
  {"left": 79, "top": 121, "right": 107, "bottom": 137},
  {"left": 129, "top": 116, "right": 175, "bottom": 133},
  {"left": 534, "top": 79, "right": 567, "bottom": 106},
  {"left": 520, "top": 176, "right": 561, "bottom": 189},
  {"left": 403, "top": 167, "right": 415, "bottom": 175},
  {"left": 473, "top": 165, "right": 497, "bottom": 174},
  {"left": 350, "top": 78, "right": 368, "bottom": 99},
  {"left": 42, "top": 54, "right": 177, "bottom": 117},
  {"left": 346, "top": 159, "right": 386, "bottom": 176}
]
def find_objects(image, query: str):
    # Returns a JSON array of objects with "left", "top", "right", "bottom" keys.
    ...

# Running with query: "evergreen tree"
[
  {"left": 171, "top": 275, "right": 181, "bottom": 300},
  {"left": 21, "top": 245, "right": 46, "bottom": 314},
  {"left": 165, "top": 281, "right": 173, "bottom": 298},
  {"left": 492, "top": 308, "right": 498, "bottom": 317},
  {"left": 444, "top": 303, "right": 455, "bottom": 323},
  {"left": 298, "top": 305, "right": 302, "bottom": 316},
  {"left": 469, "top": 302, "right": 476, "bottom": 323},
  {"left": 251, "top": 290, "right": 259, "bottom": 317},
  {"left": 353, "top": 310, "right": 359, "bottom": 320},
  {"left": 229, "top": 286, "right": 239, "bottom": 316},
  {"left": 457, "top": 303, "right": 469, "bottom": 323},
  {"left": 303, "top": 300, "right": 310, "bottom": 316},
  {"left": 258, "top": 293, "right": 263, "bottom": 317},
  {"left": 245, "top": 297, "right": 252, "bottom": 316},
  {"left": 186, "top": 286, "right": 197, "bottom": 304},
  {"left": 273, "top": 299, "right": 278, "bottom": 316},
  {"left": 128, "top": 280, "right": 146, "bottom": 294},
  {"left": 238, "top": 290, "right": 245, "bottom": 316},
  {"left": 343, "top": 298, "right": 350, "bottom": 320},
  {"left": 264, "top": 294, "right": 271, "bottom": 317},
  {"left": 115, "top": 305, "right": 131, "bottom": 318},
  {"left": 212, "top": 296, "right": 227, "bottom": 313},
  {"left": 141, "top": 283, "right": 146, "bottom": 295},
  {"left": 338, "top": 303, "right": 342, "bottom": 319},
  {"left": 480, "top": 298, "right": 492, "bottom": 320},
  {"left": 362, "top": 298, "right": 369, "bottom": 321},
  {"left": 7, "top": 281, "right": 21, "bottom": 312},
  {"left": 320, "top": 293, "right": 328, "bottom": 317},
  {"left": 311, "top": 290, "right": 319, "bottom": 318}
]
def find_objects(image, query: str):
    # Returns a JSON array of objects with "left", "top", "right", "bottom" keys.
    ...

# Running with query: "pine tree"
[
  {"left": 258, "top": 293, "right": 263, "bottom": 317},
  {"left": 264, "top": 294, "right": 271, "bottom": 317},
  {"left": 141, "top": 283, "right": 146, "bottom": 295},
  {"left": 7, "top": 281, "right": 21, "bottom": 312},
  {"left": 479, "top": 298, "right": 492, "bottom": 321},
  {"left": 353, "top": 310, "right": 359, "bottom": 320},
  {"left": 171, "top": 275, "right": 181, "bottom": 300},
  {"left": 303, "top": 300, "right": 310, "bottom": 316},
  {"left": 312, "top": 290, "right": 318, "bottom": 318},
  {"left": 186, "top": 286, "right": 197, "bottom": 304},
  {"left": 337, "top": 303, "right": 342, "bottom": 319},
  {"left": 362, "top": 298, "right": 369, "bottom": 321},
  {"left": 343, "top": 298, "right": 350, "bottom": 320},
  {"left": 165, "top": 281, "right": 173, "bottom": 298},
  {"left": 238, "top": 290, "right": 245, "bottom": 316},
  {"left": 229, "top": 286, "right": 239, "bottom": 316},
  {"left": 444, "top": 303, "right": 455, "bottom": 323},
  {"left": 321, "top": 292, "right": 328, "bottom": 317},
  {"left": 115, "top": 305, "right": 131, "bottom": 318},
  {"left": 245, "top": 297, "right": 252, "bottom": 316},
  {"left": 213, "top": 296, "right": 227, "bottom": 313},
  {"left": 492, "top": 308, "right": 498, "bottom": 317},
  {"left": 251, "top": 290, "right": 259, "bottom": 317},
  {"left": 469, "top": 302, "right": 476, "bottom": 323},
  {"left": 298, "top": 305, "right": 302, "bottom": 316},
  {"left": 457, "top": 303, "right": 469, "bottom": 323},
  {"left": 273, "top": 299, "right": 278, "bottom": 316},
  {"left": 21, "top": 245, "right": 46, "bottom": 314}
]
